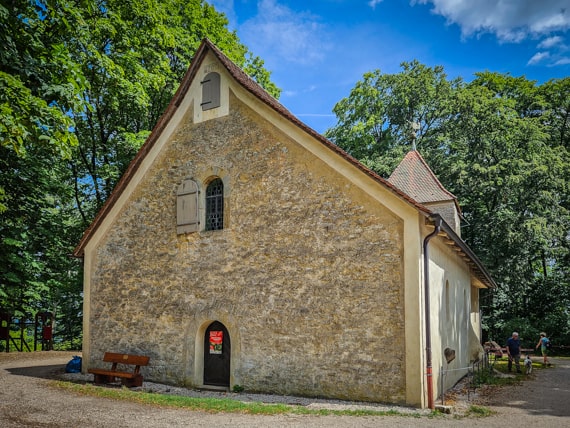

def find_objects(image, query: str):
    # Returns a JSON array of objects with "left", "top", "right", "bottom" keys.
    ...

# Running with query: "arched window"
[
  {"left": 201, "top": 72, "right": 221, "bottom": 111},
  {"left": 205, "top": 178, "right": 224, "bottom": 230}
]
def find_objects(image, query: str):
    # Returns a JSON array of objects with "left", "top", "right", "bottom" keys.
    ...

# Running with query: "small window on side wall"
[
  {"left": 205, "top": 178, "right": 224, "bottom": 231},
  {"left": 201, "top": 72, "right": 221, "bottom": 111},
  {"left": 177, "top": 179, "right": 199, "bottom": 234}
]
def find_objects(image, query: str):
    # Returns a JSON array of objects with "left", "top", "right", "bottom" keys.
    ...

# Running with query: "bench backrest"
[{"left": 103, "top": 352, "right": 150, "bottom": 367}]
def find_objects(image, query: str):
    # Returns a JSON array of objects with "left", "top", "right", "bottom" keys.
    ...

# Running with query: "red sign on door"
[{"left": 209, "top": 331, "right": 223, "bottom": 354}]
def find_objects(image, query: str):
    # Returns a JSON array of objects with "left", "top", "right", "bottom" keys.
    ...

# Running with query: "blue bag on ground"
[{"left": 65, "top": 356, "right": 82, "bottom": 373}]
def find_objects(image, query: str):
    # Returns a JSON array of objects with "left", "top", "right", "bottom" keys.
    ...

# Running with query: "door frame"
[
  {"left": 203, "top": 321, "right": 231, "bottom": 386},
  {"left": 193, "top": 319, "right": 239, "bottom": 389}
]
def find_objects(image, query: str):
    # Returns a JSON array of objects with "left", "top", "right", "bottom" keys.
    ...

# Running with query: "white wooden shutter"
[
  {"left": 177, "top": 179, "right": 199, "bottom": 234},
  {"left": 201, "top": 72, "right": 221, "bottom": 111}
]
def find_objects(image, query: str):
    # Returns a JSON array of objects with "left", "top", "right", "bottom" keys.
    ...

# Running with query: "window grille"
[{"left": 205, "top": 178, "right": 224, "bottom": 230}]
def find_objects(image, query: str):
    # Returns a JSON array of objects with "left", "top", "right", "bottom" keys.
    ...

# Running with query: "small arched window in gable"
[
  {"left": 205, "top": 178, "right": 224, "bottom": 231},
  {"left": 177, "top": 179, "right": 199, "bottom": 234},
  {"left": 201, "top": 72, "right": 221, "bottom": 111}
]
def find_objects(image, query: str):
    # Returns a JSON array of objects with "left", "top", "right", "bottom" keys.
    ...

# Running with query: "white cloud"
[
  {"left": 368, "top": 0, "right": 384, "bottom": 8},
  {"left": 553, "top": 57, "right": 570, "bottom": 65},
  {"left": 527, "top": 51, "right": 550, "bottom": 65},
  {"left": 528, "top": 36, "right": 570, "bottom": 67},
  {"left": 282, "top": 89, "right": 298, "bottom": 97},
  {"left": 538, "top": 36, "right": 563, "bottom": 49},
  {"left": 413, "top": 0, "right": 570, "bottom": 42},
  {"left": 239, "top": 0, "right": 332, "bottom": 65}
]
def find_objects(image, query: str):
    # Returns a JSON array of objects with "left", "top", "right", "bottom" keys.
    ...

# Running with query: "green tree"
[
  {"left": 0, "top": 0, "right": 82, "bottom": 156},
  {"left": 0, "top": 1, "right": 86, "bottom": 344},
  {"left": 0, "top": 143, "right": 82, "bottom": 337},
  {"left": 1, "top": 0, "right": 280, "bottom": 348},
  {"left": 0, "top": 0, "right": 88, "bottom": 212},
  {"left": 327, "top": 65, "right": 570, "bottom": 345},
  {"left": 325, "top": 60, "right": 459, "bottom": 176},
  {"left": 442, "top": 76, "right": 569, "bottom": 338},
  {"left": 66, "top": 0, "right": 280, "bottom": 224},
  {"left": 540, "top": 78, "right": 570, "bottom": 149}
]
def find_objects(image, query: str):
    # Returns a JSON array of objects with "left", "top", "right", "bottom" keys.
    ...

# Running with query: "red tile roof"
[{"left": 388, "top": 150, "right": 456, "bottom": 204}]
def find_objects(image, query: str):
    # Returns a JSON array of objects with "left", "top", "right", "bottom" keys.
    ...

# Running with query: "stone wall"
[{"left": 88, "top": 94, "right": 407, "bottom": 403}]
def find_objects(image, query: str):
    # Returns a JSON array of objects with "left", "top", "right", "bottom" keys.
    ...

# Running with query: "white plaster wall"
[{"left": 427, "top": 238, "right": 478, "bottom": 398}]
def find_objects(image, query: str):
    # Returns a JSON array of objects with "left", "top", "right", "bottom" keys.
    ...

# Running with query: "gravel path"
[{"left": 1, "top": 351, "right": 569, "bottom": 427}]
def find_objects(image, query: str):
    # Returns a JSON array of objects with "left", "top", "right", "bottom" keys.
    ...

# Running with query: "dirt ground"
[{"left": 0, "top": 351, "right": 569, "bottom": 427}]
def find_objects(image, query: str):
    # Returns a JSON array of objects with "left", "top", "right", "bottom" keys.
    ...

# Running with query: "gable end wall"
[{"left": 86, "top": 92, "right": 408, "bottom": 403}]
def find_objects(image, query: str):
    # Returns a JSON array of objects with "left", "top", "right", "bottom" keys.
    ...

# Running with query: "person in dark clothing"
[{"left": 506, "top": 331, "right": 522, "bottom": 373}]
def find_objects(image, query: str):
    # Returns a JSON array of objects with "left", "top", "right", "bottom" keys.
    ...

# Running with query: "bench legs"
[
  {"left": 93, "top": 373, "right": 115, "bottom": 385},
  {"left": 92, "top": 373, "right": 143, "bottom": 387},
  {"left": 121, "top": 375, "right": 143, "bottom": 388}
]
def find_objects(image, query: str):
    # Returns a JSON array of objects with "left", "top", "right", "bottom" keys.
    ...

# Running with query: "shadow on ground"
[{"left": 7, "top": 363, "right": 68, "bottom": 379}]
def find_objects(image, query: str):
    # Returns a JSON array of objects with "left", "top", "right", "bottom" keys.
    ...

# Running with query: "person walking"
[
  {"left": 506, "top": 331, "right": 522, "bottom": 373},
  {"left": 535, "top": 332, "right": 551, "bottom": 366}
]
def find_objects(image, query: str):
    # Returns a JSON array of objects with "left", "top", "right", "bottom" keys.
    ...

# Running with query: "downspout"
[{"left": 423, "top": 215, "right": 442, "bottom": 410}]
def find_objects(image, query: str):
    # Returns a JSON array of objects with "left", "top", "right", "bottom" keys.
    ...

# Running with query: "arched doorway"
[{"left": 203, "top": 321, "right": 230, "bottom": 386}]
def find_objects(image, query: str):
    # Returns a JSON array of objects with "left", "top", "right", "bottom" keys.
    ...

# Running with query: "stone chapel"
[{"left": 74, "top": 39, "right": 496, "bottom": 409}]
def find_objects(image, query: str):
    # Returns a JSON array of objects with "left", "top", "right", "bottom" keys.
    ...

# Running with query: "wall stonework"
[{"left": 89, "top": 95, "right": 407, "bottom": 403}]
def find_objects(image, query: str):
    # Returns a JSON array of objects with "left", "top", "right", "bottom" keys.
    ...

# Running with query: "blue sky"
[{"left": 207, "top": 0, "right": 570, "bottom": 133}]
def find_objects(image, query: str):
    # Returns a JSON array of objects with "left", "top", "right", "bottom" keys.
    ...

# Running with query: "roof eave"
[{"left": 425, "top": 213, "right": 497, "bottom": 289}]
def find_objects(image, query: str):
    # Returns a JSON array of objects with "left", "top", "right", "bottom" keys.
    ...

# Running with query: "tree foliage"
[
  {"left": 63, "top": 0, "right": 281, "bottom": 224},
  {"left": 326, "top": 61, "right": 462, "bottom": 177},
  {"left": 0, "top": 142, "right": 83, "bottom": 339},
  {"left": 0, "top": 0, "right": 280, "bottom": 348},
  {"left": 0, "top": 1, "right": 82, "bottom": 159},
  {"left": 327, "top": 64, "right": 570, "bottom": 345}
]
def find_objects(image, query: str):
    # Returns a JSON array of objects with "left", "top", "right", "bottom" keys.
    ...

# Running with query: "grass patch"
[
  {"left": 465, "top": 405, "right": 495, "bottom": 417},
  {"left": 473, "top": 360, "right": 524, "bottom": 386},
  {"left": 51, "top": 381, "right": 427, "bottom": 418},
  {"left": 472, "top": 356, "right": 557, "bottom": 388}
]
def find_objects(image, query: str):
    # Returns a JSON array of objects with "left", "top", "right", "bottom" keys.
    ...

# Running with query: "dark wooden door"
[{"left": 203, "top": 321, "right": 230, "bottom": 386}]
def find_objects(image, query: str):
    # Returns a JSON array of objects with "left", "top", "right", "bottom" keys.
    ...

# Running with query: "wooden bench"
[{"left": 88, "top": 352, "right": 150, "bottom": 387}]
